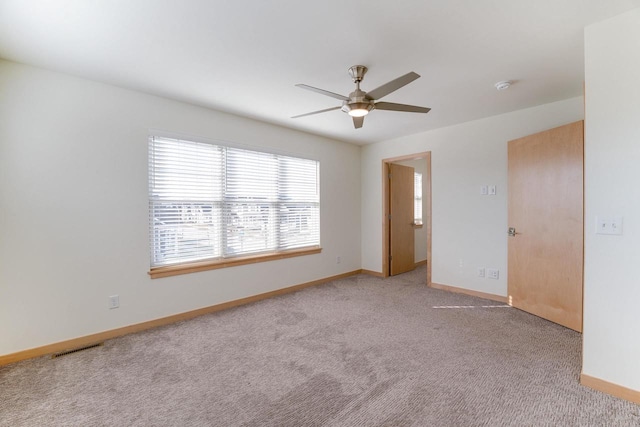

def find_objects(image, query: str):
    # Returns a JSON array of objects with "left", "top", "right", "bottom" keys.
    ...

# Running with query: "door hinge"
[
  {"left": 388, "top": 214, "right": 392, "bottom": 220},
  {"left": 388, "top": 173, "right": 392, "bottom": 180}
]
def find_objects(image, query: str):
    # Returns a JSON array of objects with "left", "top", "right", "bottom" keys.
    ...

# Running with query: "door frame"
[{"left": 382, "top": 152, "right": 432, "bottom": 284}]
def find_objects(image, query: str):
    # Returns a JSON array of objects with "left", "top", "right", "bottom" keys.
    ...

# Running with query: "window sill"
[{"left": 149, "top": 247, "right": 322, "bottom": 279}]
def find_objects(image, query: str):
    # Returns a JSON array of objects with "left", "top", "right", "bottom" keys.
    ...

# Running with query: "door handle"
[{"left": 508, "top": 227, "right": 519, "bottom": 237}]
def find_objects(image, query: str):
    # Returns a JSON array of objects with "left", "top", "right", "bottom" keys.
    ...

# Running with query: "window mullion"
[
  {"left": 276, "top": 157, "right": 283, "bottom": 250},
  {"left": 221, "top": 147, "right": 229, "bottom": 258}
]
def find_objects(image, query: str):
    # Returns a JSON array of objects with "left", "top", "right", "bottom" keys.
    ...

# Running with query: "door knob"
[{"left": 508, "top": 227, "right": 518, "bottom": 237}]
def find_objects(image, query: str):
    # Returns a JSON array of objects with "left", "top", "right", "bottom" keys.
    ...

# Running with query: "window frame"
[{"left": 148, "top": 135, "right": 321, "bottom": 278}]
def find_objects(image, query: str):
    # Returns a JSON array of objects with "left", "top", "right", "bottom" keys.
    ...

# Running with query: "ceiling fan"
[{"left": 292, "top": 65, "right": 431, "bottom": 129}]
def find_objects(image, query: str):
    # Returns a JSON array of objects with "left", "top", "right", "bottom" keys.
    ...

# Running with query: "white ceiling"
[{"left": 1, "top": 0, "right": 639, "bottom": 145}]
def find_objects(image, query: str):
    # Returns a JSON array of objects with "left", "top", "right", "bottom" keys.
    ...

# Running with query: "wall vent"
[{"left": 51, "top": 342, "right": 104, "bottom": 359}]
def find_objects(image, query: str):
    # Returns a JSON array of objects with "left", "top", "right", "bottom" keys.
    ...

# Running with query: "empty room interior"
[{"left": 1, "top": 1, "right": 640, "bottom": 425}]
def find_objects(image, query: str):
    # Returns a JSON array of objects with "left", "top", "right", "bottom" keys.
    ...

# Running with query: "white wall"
[
  {"left": 0, "top": 60, "right": 361, "bottom": 356},
  {"left": 393, "top": 158, "right": 428, "bottom": 263},
  {"left": 583, "top": 8, "right": 640, "bottom": 391},
  {"left": 361, "top": 98, "right": 584, "bottom": 296}
]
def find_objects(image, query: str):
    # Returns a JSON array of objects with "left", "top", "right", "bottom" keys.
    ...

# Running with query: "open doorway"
[{"left": 382, "top": 152, "right": 432, "bottom": 284}]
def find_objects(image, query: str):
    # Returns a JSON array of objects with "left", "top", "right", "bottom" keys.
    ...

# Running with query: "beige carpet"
[{"left": 1, "top": 266, "right": 639, "bottom": 426}]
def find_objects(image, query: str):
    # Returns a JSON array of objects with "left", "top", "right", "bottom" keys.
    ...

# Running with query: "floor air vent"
[{"left": 51, "top": 342, "right": 104, "bottom": 359}]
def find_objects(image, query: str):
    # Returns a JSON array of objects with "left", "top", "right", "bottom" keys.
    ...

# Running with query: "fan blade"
[
  {"left": 291, "top": 106, "right": 341, "bottom": 119},
  {"left": 353, "top": 116, "right": 364, "bottom": 129},
  {"left": 374, "top": 102, "right": 431, "bottom": 113},
  {"left": 366, "top": 72, "right": 420, "bottom": 101},
  {"left": 295, "top": 84, "right": 350, "bottom": 101}
]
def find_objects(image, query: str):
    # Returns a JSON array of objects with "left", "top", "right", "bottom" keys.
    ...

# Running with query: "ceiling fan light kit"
[
  {"left": 293, "top": 65, "right": 431, "bottom": 129},
  {"left": 343, "top": 102, "right": 373, "bottom": 117}
]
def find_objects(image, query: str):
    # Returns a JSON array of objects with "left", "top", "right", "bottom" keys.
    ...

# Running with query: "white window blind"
[
  {"left": 149, "top": 136, "right": 320, "bottom": 267},
  {"left": 414, "top": 172, "right": 423, "bottom": 225}
]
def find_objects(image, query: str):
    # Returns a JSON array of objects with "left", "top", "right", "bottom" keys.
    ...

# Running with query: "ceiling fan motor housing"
[{"left": 341, "top": 86, "right": 374, "bottom": 115}]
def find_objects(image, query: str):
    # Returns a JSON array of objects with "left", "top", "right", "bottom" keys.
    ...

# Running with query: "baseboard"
[
  {"left": 414, "top": 260, "right": 427, "bottom": 268},
  {"left": 0, "top": 269, "right": 362, "bottom": 367},
  {"left": 581, "top": 373, "right": 640, "bottom": 405},
  {"left": 361, "top": 269, "right": 385, "bottom": 277},
  {"left": 430, "top": 282, "right": 508, "bottom": 303}
]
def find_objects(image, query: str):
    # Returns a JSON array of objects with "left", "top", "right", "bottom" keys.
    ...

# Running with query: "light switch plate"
[
  {"left": 488, "top": 185, "right": 496, "bottom": 195},
  {"left": 480, "top": 185, "right": 488, "bottom": 195},
  {"left": 109, "top": 295, "right": 120, "bottom": 309},
  {"left": 596, "top": 216, "right": 623, "bottom": 235}
]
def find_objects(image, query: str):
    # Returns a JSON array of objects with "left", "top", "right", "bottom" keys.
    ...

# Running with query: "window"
[
  {"left": 414, "top": 172, "right": 423, "bottom": 226},
  {"left": 148, "top": 136, "right": 320, "bottom": 275}
]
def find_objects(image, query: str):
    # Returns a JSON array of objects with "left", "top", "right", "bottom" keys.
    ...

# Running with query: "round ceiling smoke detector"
[{"left": 495, "top": 81, "right": 512, "bottom": 91}]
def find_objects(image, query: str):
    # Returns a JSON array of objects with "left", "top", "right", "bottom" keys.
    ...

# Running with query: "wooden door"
[
  {"left": 389, "top": 163, "right": 415, "bottom": 275},
  {"left": 508, "top": 121, "right": 584, "bottom": 332}
]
